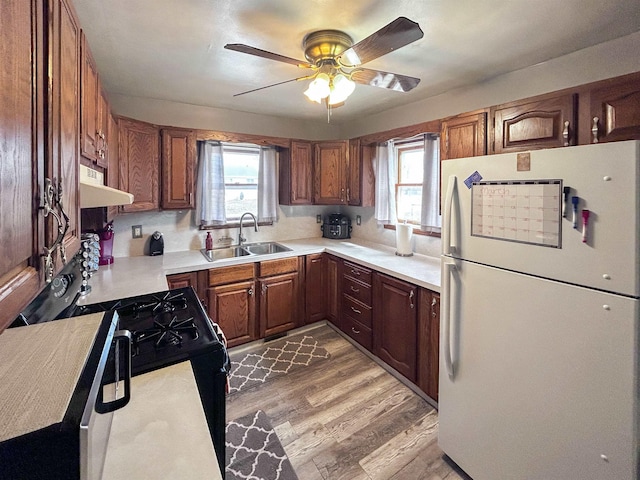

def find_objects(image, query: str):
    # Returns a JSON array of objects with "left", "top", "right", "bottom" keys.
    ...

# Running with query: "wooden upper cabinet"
[
  {"left": 80, "top": 33, "right": 99, "bottom": 164},
  {"left": 588, "top": 74, "right": 640, "bottom": 144},
  {"left": 49, "top": 0, "right": 81, "bottom": 271},
  {"left": 96, "top": 87, "right": 109, "bottom": 168},
  {"left": 313, "top": 140, "right": 348, "bottom": 204},
  {"left": 106, "top": 112, "right": 119, "bottom": 221},
  {"left": 118, "top": 117, "right": 160, "bottom": 212},
  {"left": 347, "top": 139, "right": 375, "bottom": 207},
  {"left": 0, "top": 0, "right": 44, "bottom": 330},
  {"left": 491, "top": 93, "right": 577, "bottom": 153},
  {"left": 161, "top": 128, "right": 196, "bottom": 209},
  {"left": 279, "top": 140, "right": 313, "bottom": 205},
  {"left": 440, "top": 110, "right": 487, "bottom": 160}
]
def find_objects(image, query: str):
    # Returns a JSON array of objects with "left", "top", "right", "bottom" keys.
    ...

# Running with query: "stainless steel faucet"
[{"left": 238, "top": 212, "right": 258, "bottom": 245}]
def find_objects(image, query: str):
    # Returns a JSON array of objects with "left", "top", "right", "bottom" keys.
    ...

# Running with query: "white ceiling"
[{"left": 73, "top": 0, "right": 640, "bottom": 126}]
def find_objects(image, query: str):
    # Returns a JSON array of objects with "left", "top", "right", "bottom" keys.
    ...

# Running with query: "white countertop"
[
  {"left": 80, "top": 237, "right": 441, "bottom": 305},
  {"left": 102, "top": 361, "right": 222, "bottom": 480}
]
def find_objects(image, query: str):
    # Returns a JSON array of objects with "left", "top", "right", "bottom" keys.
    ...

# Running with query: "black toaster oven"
[{"left": 321, "top": 214, "right": 352, "bottom": 239}]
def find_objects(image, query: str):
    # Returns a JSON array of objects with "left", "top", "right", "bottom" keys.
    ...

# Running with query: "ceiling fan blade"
[
  {"left": 224, "top": 44, "right": 314, "bottom": 69},
  {"left": 232, "top": 75, "right": 312, "bottom": 97},
  {"left": 337, "top": 17, "right": 424, "bottom": 67},
  {"left": 350, "top": 68, "right": 420, "bottom": 93}
]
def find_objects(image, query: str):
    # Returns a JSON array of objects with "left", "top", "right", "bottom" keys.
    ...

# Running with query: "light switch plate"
[
  {"left": 356, "top": 215, "right": 361, "bottom": 225},
  {"left": 132, "top": 225, "right": 143, "bottom": 238},
  {"left": 316, "top": 214, "right": 322, "bottom": 224}
]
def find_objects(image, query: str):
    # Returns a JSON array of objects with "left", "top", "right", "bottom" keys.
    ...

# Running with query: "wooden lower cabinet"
[
  {"left": 259, "top": 272, "right": 298, "bottom": 338},
  {"left": 325, "top": 254, "right": 340, "bottom": 324},
  {"left": 209, "top": 280, "right": 256, "bottom": 348},
  {"left": 166, "top": 272, "right": 197, "bottom": 290},
  {"left": 373, "top": 273, "right": 418, "bottom": 382},
  {"left": 417, "top": 289, "right": 440, "bottom": 402},
  {"left": 305, "top": 253, "right": 326, "bottom": 324}
]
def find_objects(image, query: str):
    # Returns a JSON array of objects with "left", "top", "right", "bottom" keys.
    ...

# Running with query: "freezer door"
[
  {"left": 441, "top": 140, "right": 640, "bottom": 297},
  {"left": 439, "top": 259, "right": 638, "bottom": 480}
]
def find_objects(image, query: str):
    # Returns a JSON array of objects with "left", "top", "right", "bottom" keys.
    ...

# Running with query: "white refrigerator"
[{"left": 439, "top": 140, "right": 639, "bottom": 480}]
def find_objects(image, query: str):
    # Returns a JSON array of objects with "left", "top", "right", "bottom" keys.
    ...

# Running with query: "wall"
[
  {"left": 109, "top": 94, "right": 341, "bottom": 141},
  {"left": 108, "top": 32, "right": 640, "bottom": 259},
  {"left": 111, "top": 204, "right": 338, "bottom": 257}
]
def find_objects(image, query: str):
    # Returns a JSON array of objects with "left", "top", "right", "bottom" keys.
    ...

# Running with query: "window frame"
[{"left": 394, "top": 140, "right": 424, "bottom": 226}]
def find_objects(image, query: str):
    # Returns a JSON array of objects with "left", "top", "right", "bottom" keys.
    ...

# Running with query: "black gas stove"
[
  {"left": 66, "top": 287, "right": 228, "bottom": 379},
  {"left": 63, "top": 286, "right": 229, "bottom": 478}
]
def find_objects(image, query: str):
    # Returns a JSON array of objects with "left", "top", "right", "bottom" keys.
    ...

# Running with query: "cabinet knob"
[
  {"left": 562, "top": 120, "right": 570, "bottom": 147},
  {"left": 592, "top": 117, "right": 599, "bottom": 143}
]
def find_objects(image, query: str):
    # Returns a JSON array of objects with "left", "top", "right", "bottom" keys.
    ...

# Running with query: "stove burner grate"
[
  {"left": 132, "top": 314, "right": 199, "bottom": 355},
  {"left": 119, "top": 291, "right": 188, "bottom": 318}
]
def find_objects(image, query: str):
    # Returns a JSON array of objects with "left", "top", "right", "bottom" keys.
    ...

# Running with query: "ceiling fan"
[{"left": 224, "top": 17, "right": 424, "bottom": 114}]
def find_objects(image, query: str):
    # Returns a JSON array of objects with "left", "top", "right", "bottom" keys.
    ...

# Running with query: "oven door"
[{"left": 80, "top": 313, "right": 132, "bottom": 480}]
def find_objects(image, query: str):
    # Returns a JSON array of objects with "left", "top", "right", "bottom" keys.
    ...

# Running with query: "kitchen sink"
[
  {"left": 200, "top": 246, "right": 251, "bottom": 262},
  {"left": 242, "top": 242, "right": 291, "bottom": 255},
  {"left": 200, "top": 242, "right": 291, "bottom": 262}
]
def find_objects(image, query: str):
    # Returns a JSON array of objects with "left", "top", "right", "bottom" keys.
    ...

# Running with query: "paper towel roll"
[{"left": 395, "top": 223, "right": 413, "bottom": 256}]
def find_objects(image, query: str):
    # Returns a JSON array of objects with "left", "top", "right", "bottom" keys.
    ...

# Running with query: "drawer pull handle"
[
  {"left": 351, "top": 327, "right": 360, "bottom": 334},
  {"left": 350, "top": 286, "right": 360, "bottom": 293},
  {"left": 592, "top": 116, "right": 599, "bottom": 143},
  {"left": 409, "top": 290, "right": 415, "bottom": 309},
  {"left": 350, "top": 306, "right": 362, "bottom": 315},
  {"left": 351, "top": 269, "right": 360, "bottom": 276}
]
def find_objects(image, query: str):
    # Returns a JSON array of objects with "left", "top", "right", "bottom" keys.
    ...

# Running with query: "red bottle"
[{"left": 205, "top": 232, "right": 213, "bottom": 250}]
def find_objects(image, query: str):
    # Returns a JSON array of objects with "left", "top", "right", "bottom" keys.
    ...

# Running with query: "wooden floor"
[{"left": 226, "top": 323, "right": 472, "bottom": 480}]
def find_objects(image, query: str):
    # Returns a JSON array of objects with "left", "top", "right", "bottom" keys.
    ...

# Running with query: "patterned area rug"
[
  {"left": 226, "top": 410, "right": 298, "bottom": 480},
  {"left": 228, "top": 334, "right": 330, "bottom": 394}
]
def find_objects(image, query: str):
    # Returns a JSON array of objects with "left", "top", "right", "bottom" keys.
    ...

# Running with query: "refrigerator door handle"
[
  {"left": 443, "top": 175, "right": 457, "bottom": 255},
  {"left": 442, "top": 258, "right": 456, "bottom": 378}
]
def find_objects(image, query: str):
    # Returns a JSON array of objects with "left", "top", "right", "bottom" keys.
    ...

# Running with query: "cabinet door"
[
  {"left": 208, "top": 280, "right": 256, "bottom": 348},
  {"left": 418, "top": 289, "right": 439, "bottom": 401},
  {"left": 106, "top": 113, "right": 119, "bottom": 221},
  {"left": 305, "top": 254, "right": 326, "bottom": 324},
  {"left": 49, "top": 0, "right": 81, "bottom": 271},
  {"left": 325, "top": 254, "right": 340, "bottom": 325},
  {"left": 491, "top": 93, "right": 577, "bottom": 153},
  {"left": 0, "top": 0, "right": 44, "bottom": 330},
  {"left": 80, "top": 32, "right": 98, "bottom": 163},
  {"left": 166, "top": 272, "right": 198, "bottom": 290},
  {"left": 279, "top": 140, "right": 313, "bottom": 205},
  {"left": 314, "top": 141, "right": 347, "bottom": 204},
  {"left": 118, "top": 117, "right": 159, "bottom": 212},
  {"left": 259, "top": 272, "right": 298, "bottom": 338},
  {"left": 589, "top": 75, "right": 640, "bottom": 144},
  {"left": 161, "top": 128, "right": 196, "bottom": 209},
  {"left": 347, "top": 139, "right": 375, "bottom": 207},
  {"left": 441, "top": 111, "right": 487, "bottom": 160},
  {"left": 96, "top": 87, "right": 109, "bottom": 168},
  {"left": 373, "top": 273, "right": 418, "bottom": 381}
]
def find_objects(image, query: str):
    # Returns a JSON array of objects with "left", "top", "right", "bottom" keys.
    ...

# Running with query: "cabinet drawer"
[
  {"left": 342, "top": 276, "right": 372, "bottom": 306},
  {"left": 342, "top": 294, "right": 372, "bottom": 328},
  {"left": 343, "top": 261, "right": 372, "bottom": 285},
  {"left": 342, "top": 314, "right": 372, "bottom": 351},
  {"left": 258, "top": 257, "right": 298, "bottom": 277},
  {"left": 208, "top": 263, "right": 255, "bottom": 287}
]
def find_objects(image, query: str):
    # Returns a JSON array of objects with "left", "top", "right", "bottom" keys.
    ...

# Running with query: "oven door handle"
[{"left": 97, "top": 330, "right": 132, "bottom": 413}]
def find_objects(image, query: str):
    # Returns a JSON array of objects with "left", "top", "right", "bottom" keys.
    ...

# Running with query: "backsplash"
[{"left": 109, "top": 205, "right": 441, "bottom": 259}]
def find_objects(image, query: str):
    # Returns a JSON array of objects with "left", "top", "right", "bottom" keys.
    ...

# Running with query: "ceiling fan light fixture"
[
  {"left": 328, "top": 73, "right": 356, "bottom": 105},
  {"left": 304, "top": 73, "right": 331, "bottom": 103}
]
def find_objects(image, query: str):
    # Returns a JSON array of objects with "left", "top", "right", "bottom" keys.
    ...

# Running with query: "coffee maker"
[{"left": 97, "top": 221, "right": 114, "bottom": 265}]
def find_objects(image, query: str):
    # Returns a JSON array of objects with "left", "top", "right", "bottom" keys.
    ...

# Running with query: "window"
[
  {"left": 395, "top": 140, "right": 425, "bottom": 224},
  {"left": 222, "top": 144, "right": 259, "bottom": 220}
]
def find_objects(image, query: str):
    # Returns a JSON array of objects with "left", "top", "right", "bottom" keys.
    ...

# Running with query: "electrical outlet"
[
  {"left": 316, "top": 214, "right": 322, "bottom": 224},
  {"left": 356, "top": 215, "right": 361, "bottom": 225},
  {"left": 132, "top": 225, "right": 143, "bottom": 238}
]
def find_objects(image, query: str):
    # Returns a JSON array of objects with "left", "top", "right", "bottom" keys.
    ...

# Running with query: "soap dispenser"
[{"left": 205, "top": 232, "right": 213, "bottom": 250}]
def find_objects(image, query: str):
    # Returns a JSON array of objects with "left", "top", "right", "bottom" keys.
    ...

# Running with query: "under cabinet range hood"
[{"left": 79, "top": 165, "right": 134, "bottom": 208}]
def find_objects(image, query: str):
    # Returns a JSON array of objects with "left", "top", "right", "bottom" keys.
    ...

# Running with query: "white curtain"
[
  {"left": 257, "top": 146, "right": 278, "bottom": 223},
  {"left": 196, "top": 141, "right": 226, "bottom": 226},
  {"left": 420, "top": 134, "right": 441, "bottom": 233},
  {"left": 373, "top": 141, "right": 397, "bottom": 225}
]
